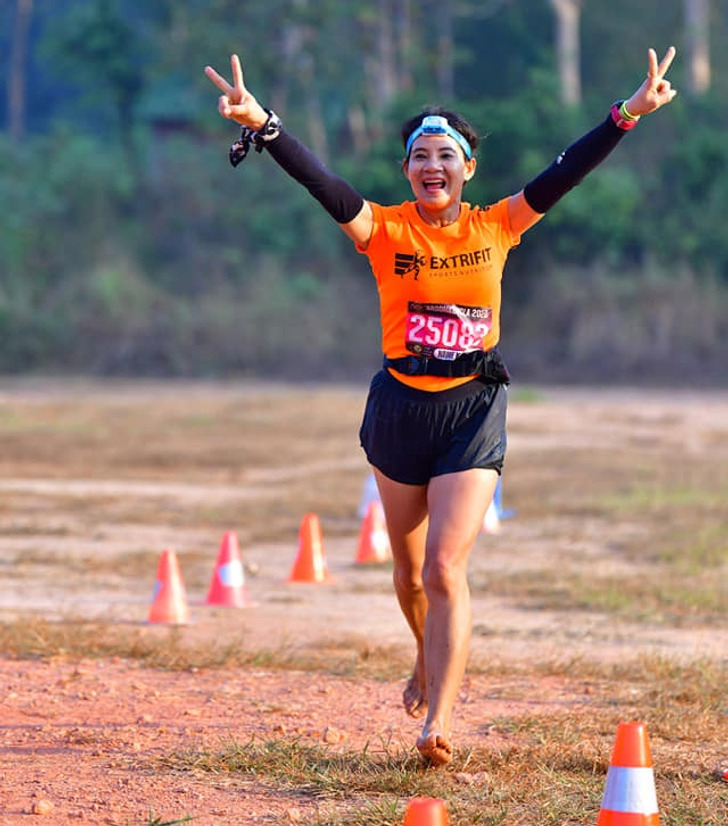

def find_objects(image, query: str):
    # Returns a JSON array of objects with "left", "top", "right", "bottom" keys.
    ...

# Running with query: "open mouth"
[{"left": 423, "top": 179, "right": 446, "bottom": 192}]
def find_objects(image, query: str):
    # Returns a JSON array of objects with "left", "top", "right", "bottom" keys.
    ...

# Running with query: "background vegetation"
[{"left": 2, "top": 0, "right": 727, "bottom": 383}]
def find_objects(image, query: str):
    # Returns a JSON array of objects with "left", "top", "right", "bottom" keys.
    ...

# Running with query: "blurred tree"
[
  {"left": 684, "top": 0, "right": 710, "bottom": 94},
  {"left": 39, "top": 0, "right": 145, "bottom": 161},
  {"left": 549, "top": 0, "right": 582, "bottom": 105},
  {"left": 433, "top": 0, "right": 455, "bottom": 99},
  {"left": 1, "top": 0, "right": 727, "bottom": 377},
  {"left": 7, "top": 0, "right": 34, "bottom": 142}
]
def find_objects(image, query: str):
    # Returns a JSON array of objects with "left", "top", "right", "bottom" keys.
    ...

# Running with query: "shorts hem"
[{"left": 366, "top": 458, "right": 504, "bottom": 486}]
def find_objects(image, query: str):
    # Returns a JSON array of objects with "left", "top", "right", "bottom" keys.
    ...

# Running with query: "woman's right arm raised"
[{"left": 205, "top": 55, "right": 373, "bottom": 249}]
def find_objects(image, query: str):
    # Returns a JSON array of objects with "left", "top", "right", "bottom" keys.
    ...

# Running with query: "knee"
[
  {"left": 393, "top": 563, "right": 423, "bottom": 597},
  {"left": 422, "top": 556, "right": 465, "bottom": 601}
]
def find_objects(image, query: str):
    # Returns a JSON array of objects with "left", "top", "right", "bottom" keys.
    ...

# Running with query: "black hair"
[{"left": 401, "top": 107, "right": 480, "bottom": 157}]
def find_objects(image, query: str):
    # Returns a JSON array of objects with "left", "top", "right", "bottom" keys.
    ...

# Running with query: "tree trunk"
[
  {"left": 684, "top": 0, "right": 711, "bottom": 95},
  {"left": 549, "top": 0, "right": 582, "bottom": 106},
  {"left": 394, "top": 0, "right": 413, "bottom": 93},
  {"left": 435, "top": 0, "right": 455, "bottom": 100},
  {"left": 359, "top": 0, "right": 401, "bottom": 143},
  {"left": 272, "top": 24, "right": 329, "bottom": 162},
  {"left": 300, "top": 54, "right": 329, "bottom": 163},
  {"left": 7, "top": 0, "right": 34, "bottom": 142},
  {"left": 376, "top": 0, "right": 398, "bottom": 111}
]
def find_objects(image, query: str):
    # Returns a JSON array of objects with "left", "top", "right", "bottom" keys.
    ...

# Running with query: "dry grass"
[
  {"left": 161, "top": 664, "right": 728, "bottom": 825},
  {"left": 1, "top": 379, "right": 728, "bottom": 824}
]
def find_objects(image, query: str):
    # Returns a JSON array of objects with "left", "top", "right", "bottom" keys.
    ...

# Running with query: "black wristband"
[
  {"left": 265, "top": 130, "right": 365, "bottom": 224},
  {"left": 229, "top": 109, "right": 283, "bottom": 167},
  {"left": 522, "top": 114, "right": 626, "bottom": 214}
]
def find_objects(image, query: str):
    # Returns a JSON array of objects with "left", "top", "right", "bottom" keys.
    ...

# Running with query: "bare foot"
[
  {"left": 416, "top": 729, "right": 453, "bottom": 766},
  {"left": 402, "top": 664, "right": 427, "bottom": 718}
]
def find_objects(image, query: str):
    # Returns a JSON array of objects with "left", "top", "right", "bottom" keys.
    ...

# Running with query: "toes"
[{"left": 416, "top": 732, "right": 453, "bottom": 766}]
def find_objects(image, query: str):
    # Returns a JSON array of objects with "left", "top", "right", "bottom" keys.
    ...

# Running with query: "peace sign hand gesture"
[
  {"left": 624, "top": 46, "right": 678, "bottom": 117},
  {"left": 204, "top": 54, "right": 269, "bottom": 130}
]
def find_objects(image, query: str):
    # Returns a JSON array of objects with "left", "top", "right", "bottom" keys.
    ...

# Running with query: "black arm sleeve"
[
  {"left": 522, "top": 115, "right": 627, "bottom": 214},
  {"left": 265, "top": 131, "right": 365, "bottom": 224}
]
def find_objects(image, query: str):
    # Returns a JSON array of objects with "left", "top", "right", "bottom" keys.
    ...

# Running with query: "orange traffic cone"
[
  {"left": 206, "top": 531, "right": 253, "bottom": 607},
  {"left": 287, "top": 513, "right": 332, "bottom": 583},
  {"left": 403, "top": 797, "right": 450, "bottom": 826},
  {"left": 597, "top": 721, "right": 660, "bottom": 825},
  {"left": 148, "top": 549, "right": 190, "bottom": 625},
  {"left": 355, "top": 500, "right": 391, "bottom": 564}
]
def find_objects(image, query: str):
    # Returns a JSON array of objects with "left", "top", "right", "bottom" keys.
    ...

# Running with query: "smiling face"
[{"left": 403, "top": 134, "right": 477, "bottom": 224}]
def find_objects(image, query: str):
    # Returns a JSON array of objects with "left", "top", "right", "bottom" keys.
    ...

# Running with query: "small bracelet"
[
  {"left": 619, "top": 101, "right": 639, "bottom": 121},
  {"left": 610, "top": 100, "right": 640, "bottom": 131},
  {"left": 229, "top": 109, "right": 283, "bottom": 168}
]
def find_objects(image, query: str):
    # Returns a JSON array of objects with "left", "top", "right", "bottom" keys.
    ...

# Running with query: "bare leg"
[
  {"left": 416, "top": 468, "right": 498, "bottom": 765},
  {"left": 372, "top": 469, "right": 429, "bottom": 717}
]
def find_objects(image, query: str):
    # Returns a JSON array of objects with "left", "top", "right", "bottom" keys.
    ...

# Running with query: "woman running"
[{"left": 205, "top": 46, "right": 677, "bottom": 765}]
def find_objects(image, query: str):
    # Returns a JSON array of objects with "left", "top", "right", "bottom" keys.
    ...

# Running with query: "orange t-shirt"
[{"left": 357, "top": 198, "right": 520, "bottom": 391}]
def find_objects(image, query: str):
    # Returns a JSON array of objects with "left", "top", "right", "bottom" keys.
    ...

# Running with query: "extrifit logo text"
[{"left": 393, "top": 247, "right": 492, "bottom": 280}]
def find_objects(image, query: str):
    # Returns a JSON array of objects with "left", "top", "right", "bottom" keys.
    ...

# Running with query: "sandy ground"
[{"left": 1, "top": 381, "right": 727, "bottom": 824}]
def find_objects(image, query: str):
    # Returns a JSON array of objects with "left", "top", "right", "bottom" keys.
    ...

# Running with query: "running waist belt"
[{"left": 383, "top": 349, "right": 511, "bottom": 383}]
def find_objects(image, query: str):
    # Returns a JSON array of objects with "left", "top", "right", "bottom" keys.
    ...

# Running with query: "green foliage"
[
  {"left": 0, "top": 129, "right": 135, "bottom": 298},
  {"left": 654, "top": 96, "right": 728, "bottom": 271},
  {"left": 1, "top": 1, "right": 727, "bottom": 378},
  {"left": 38, "top": 0, "right": 147, "bottom": 145}
]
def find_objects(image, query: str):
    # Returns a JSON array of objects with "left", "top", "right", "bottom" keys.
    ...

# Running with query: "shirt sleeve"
[
  {"left": 482, "top": 197, "right": 522, "bottom": 251},
  {"left": 355, "top": 201, "right": 383, "bottom": 255}
]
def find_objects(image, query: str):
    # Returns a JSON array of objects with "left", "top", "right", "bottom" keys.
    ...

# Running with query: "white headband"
[{"left": 405, "top": 115, "right": 473, "bottom": 159}]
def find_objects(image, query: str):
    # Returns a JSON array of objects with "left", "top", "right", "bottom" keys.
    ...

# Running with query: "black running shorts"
[{"left": 359, "top": 369, "right": 507, "bottom": 485}]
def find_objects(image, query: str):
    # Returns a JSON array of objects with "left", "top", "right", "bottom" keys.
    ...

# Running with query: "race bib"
[{"left": 405, "top": 302, "right": 492, "bottom": 360}]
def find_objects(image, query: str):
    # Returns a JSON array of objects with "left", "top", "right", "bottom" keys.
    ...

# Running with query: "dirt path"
[{"left": 1, "top": 381, "right": 727, "bottom": 824}]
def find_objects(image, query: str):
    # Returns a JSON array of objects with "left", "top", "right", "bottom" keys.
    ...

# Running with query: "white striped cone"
[
  {"left": 597, "top": 722, "right": 660, "bottom": 825},
  {"left": 482, "top": 499, "right": 501, "bottom": 533}
]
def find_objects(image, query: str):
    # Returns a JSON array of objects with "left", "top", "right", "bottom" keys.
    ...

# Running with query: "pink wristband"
[{"left": 610, "top": 101, "right": 640, "bottom": 131}]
